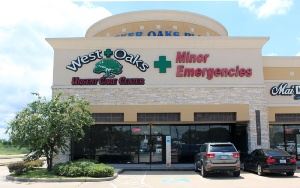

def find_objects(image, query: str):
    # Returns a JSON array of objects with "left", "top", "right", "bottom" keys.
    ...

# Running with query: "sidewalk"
[
  {"left": 0, "top": 154, "right": 25, "bottom": 159},
  {"left": 112, "top": 163, "right": 300, "bottom": 171},
  {"left": 0, "top": 155, "right": 24, "bottom": 166},
  {"left": 111, "top": 163, "right": 194, "bottom": 171}
]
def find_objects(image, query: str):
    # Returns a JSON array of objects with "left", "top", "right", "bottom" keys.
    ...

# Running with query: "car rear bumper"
[
  {"left": 205, "top": 162, "right": 240, "bottom": 172},
  {"left": 263, "top": 165, "right": 296, "bottom": 173}
]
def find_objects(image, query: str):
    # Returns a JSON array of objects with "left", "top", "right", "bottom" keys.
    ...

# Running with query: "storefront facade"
[{"left": 47, "top": 10, "right": 300, "bottom": 164}]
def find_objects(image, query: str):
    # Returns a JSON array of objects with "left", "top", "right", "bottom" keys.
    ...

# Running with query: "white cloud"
[
  {"left": 296, "top": 52, "right": 300, "bottom": 56},
  {"left": 0, "top": 0, "right": 111, "bottom": 139},
  {"left": 238, "top": 0, "right": 293, "bottom": 18}
]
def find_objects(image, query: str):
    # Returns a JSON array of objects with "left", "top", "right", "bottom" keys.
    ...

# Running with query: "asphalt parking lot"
[{"left": 0, "top": 166, "right": 299, "bottom": 188}]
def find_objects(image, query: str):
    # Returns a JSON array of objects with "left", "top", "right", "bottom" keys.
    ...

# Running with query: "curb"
[{"left": 5, "top": 169, "right": 123, "bottom": 182}]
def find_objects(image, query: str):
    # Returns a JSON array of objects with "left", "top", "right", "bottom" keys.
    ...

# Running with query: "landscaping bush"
[
  {"left": 85, "top": 164, "right": 114, "bottom": 177},
  {"left": 24, "top": 159, "right": 44, "bottom": 169},
  {"left": 53, "top": 160, "right": 114, "bottom": 177},
  {"left": 8, "top": 160, "right": 44, "bottom": 175},
  {"left": 7, "top": 161, "right": 27, "bottom": 175}
]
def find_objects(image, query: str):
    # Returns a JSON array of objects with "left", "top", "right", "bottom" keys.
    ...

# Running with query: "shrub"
[
  {"left": 53, "top": 163, "right": 69, "bottom": 176},
  {"left": 53, "top": 160, "right": 114, "bottom": 177},
  {"left": 8, "top": 160, "right": 44, "bottom": 175},
  {"left": 85, "top": 164, "right": 114, "bottom": 177},
  {"left": 7, "top": 161, "right": 27, "bottom": 175},
  {"left": 24, "top": 159, "right": 44, "bottom": 169}
]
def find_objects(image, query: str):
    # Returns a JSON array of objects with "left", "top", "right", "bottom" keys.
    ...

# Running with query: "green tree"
[{"left": 7, "top": 93, "right": 94, "bottom": 171}]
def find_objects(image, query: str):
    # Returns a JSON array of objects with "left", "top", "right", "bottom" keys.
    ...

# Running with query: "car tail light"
[
  {"left": 206, "top": 153, "right": 215, "bottom": 158},
  {"left": 232, "top": 152, "right": 240, "bottom": 158},
  {"left": 266, "top": 156, "right": 276, "bottom": 165},
  {"left": 289, "top": 157, "right": 297, "bottom": 164}
]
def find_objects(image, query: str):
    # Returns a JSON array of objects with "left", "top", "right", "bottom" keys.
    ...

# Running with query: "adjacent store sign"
[
  {"left": 270, "top": 83, "right": 300, "bottom": 100},
  {"left": 166, "top": 136, "right": 171, "bottom": 167}
]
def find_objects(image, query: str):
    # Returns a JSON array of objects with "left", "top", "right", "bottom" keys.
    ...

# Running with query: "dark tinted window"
[
  {"left": 137, "top": 113, "right": 180, "bottom": 122},
  {"left": 209, "top": 144, "right": 236, "bottom": 152},
  {"left": 92, "top": 113, "right": 124, "bottom": 122},
  {"left": 194, "top": 112, "right": 236, "bottom": 122},
  {"left": 256, "top": 150, "right": 264, "bottom": 157},
  {"left": 250, "top": 150, "right": 257, "bottom": 157},
  {"left": 200, "top": 145, "right": 206, "bottom": 152},
  {"left": 264, "top": 149, "right": 290, "bottom": 157},
  {"left": 275, "top": 113, "right": 300, "bottom": 122}
]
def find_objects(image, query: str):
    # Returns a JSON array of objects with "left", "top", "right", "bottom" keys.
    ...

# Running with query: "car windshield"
[
  {"left": 264, "top": 149, "right": 290, "bottom": 157},
  {"left": 209, "top": 144, "right": 236, "bottom": 152}
]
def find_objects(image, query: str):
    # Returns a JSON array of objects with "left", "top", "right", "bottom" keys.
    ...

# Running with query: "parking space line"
[
  {"left": 109, "top": 182, "right": 117, "bottom": 188},
  {"left": 141, "top": 171, "right": 147, "bottom": 184}
]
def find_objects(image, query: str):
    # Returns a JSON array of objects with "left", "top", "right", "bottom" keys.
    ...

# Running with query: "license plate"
[
  {"left": 220, "top": 155, "right": 228, "bottom": 160},
  {"left": 280, "top": 159, "right": 286, "bottom": 164}
]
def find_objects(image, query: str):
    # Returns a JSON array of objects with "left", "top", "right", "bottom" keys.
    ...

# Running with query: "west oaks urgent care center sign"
[{"left": 64, "top": 49, "right": 254, "bottom": 86}]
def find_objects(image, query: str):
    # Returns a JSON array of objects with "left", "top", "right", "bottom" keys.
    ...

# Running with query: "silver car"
[{"left": 194, "top": 142, "right": 240, "bottom": 177}]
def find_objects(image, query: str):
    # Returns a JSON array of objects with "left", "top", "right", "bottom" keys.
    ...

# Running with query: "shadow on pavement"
[
  {"left": 242, "top": 169, "right": 299, "bottom": 179},
  {"left": 197, "top": 172, "right": 245, "bottom": 180}
]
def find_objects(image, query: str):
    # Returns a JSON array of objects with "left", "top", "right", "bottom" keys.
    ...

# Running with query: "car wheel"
[
  {"left": 201, "top": 164, "right": 208, "bottom": 177},
  {"left": 194, "top": 163, "right": 199, "bottom": 172},
  {"left": 233, "top": 171, "right": 240, "bottom": 177},
  {"left": 286, "top": 172, "right": 294, "bottom": 176},
  {"left": 257, "top": 164, "right": 264, "bottom": 176}
]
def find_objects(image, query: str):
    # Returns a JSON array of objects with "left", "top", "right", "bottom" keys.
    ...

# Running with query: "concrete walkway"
[
  {"left": 111, "top": 163, "right": 194, "bottom": 171},
  {"left": 0, "top": 155, "right": 25, "bottom": 159},
  {"left": 112, "top": 162, "right": 300, "bottom": 171},
  {"left": 0, "top": 155, "right": 24, "bottom": 166}
]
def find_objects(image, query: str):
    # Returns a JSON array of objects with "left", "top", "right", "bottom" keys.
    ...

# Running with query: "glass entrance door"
[
  {"left": 134, "top": 135, "right": 164, "bottom": 163},
  {"left": 131, "top": 124, "right": 167, "bottom": 164},
  {"left": 150, "top": 135, "right": 163, "bottom": 163},
  {"left": 138, "top": 135, "right": 150, "bottom": 163}
]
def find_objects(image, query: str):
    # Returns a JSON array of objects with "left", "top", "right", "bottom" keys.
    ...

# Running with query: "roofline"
[
  {"left": 46, "top": 36, "right": 268, "bottom": 49},
  {"left": 85, "top": 10, "right": 228, "bottom": 37}
]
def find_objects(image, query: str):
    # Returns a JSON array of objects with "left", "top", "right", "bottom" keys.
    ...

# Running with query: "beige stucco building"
[{"left": 47, "top": 10, "right": 300, "bottom": 164}]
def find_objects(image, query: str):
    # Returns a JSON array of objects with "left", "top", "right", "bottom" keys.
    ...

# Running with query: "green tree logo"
[{"left": 93, "top": 49, "right": 123, "bottom": 77}]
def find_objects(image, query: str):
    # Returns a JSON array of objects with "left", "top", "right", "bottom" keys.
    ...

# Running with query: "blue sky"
[{"left": 0, "top": 0, "right": 299, "bottom": 139}]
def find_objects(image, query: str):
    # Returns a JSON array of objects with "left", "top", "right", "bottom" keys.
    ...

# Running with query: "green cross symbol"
[
  {"left": 104, "top": 49, "right": 113, "bottom": 58},
  {"left": 154, "top": 56, "right": 172, "bottom": 73}
]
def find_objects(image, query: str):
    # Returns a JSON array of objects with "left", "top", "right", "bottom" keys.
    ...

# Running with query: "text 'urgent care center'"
[{"left": 47, "top": 10, "right": 300, "bottom": 165}]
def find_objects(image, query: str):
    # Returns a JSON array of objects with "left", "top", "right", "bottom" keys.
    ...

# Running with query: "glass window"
[
  {"left": 137, "top": 113, "right": 180, "bottom": 122},
  {"left": 190, "top": 125, "right": 209, "bottom": 144},
  {"left": 285, "top": 125, "right": 300, "bottom": 156},
  {"left": 92, "top": 113, "right": 124, "bottom": 122},
  {"left": 152, "top": 125, "right": 170, "bottom": 135},
  {"left": 170, "top": 125, "right": 191, "bottom": 163},
  {"left": 269, "top": 125, "right": 285, "bottom": 150},
  {"left": 200, "top": 144, "right": 207, "bottom": 152},
  {"left": 263, "top": 149, "right": 289, "bottom": 157},
  {"left": 208, "top": 125, "right": 230, "bottom": 142},
  {"left": 275, "top": 114, "right": 300, "bottom": 122},
  {"left": 209, "top": 144, "right": 236, "bottom": 152},
  {"left": 131, "top": 125, "right": 150, "bottom": 135},
  {"left": 194, "top": 112, "right": 236, "bottom": 122}
]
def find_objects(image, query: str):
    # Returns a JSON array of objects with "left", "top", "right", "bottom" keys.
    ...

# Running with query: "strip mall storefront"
[{"left": 47, "top": 10, "right": 300, "bottom": 164}]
